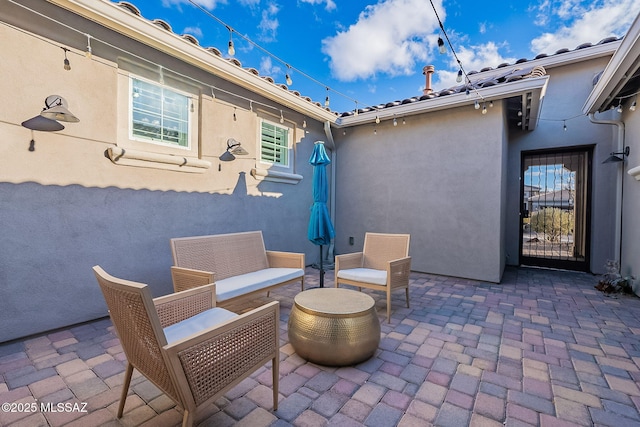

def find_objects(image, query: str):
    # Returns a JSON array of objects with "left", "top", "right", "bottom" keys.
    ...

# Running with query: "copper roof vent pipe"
[{"left": 423, "top": 65, "right": 435, "bottom": 95}]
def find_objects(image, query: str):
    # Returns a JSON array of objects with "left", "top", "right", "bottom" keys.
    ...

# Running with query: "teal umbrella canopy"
[{"left": 307, "top": 141, "right": 335, "bottom": 287}]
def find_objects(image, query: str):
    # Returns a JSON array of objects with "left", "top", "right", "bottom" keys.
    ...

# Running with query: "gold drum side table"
[{"left": 287, "top": 288, "right": 380, "bottom": 366}]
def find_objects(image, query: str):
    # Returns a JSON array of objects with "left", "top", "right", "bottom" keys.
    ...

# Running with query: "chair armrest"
[
  {"left": 388, "top": 256, "right": 412, "bottom": 289},
  {"left": 163, "top": 301, "right": 280, "bottom": 404},
  {"left": 154, "top": 284, "right": 217, "bottom": 328},
  {"left": 335, "top": 252, "right": 364, "bottom": 272},
  {"left": 171, "top": 266, "right": 215, "bottom": 293},
  {"left": 266, "top": 250, "right": 305, "bottom": 269}
]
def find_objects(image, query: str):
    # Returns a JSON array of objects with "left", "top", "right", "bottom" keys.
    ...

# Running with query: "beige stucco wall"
[
  {"left": 0, "top": 24, "right": 309, "bottom": 195},
  {"left": 334, "top": 104, "right": 507, "bottom": 283}
]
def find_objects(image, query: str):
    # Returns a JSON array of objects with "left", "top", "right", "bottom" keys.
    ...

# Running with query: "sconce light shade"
[
  {"left": 220, "top": 138, "right": 248, "bottom": 161},
  {"left": 21, "top": 115, "right": 65, "bottom": 131},
  {"left": 40, "top": 95, "right": 80, "bottom": 123},
  {"left": 603, "top": 146, "right": 630, "bottom": 164}
]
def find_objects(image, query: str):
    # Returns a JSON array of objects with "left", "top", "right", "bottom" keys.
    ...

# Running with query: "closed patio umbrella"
[{"left": 307, "top": 141, "right": 335, "bottom": 287}]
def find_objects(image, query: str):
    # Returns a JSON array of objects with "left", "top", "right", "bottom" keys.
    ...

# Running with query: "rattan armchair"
[
  {"left": 93, "top": 266, "right": 279, "bottom": 427},
  {"left": 335, "top": 233, "right": 411, "bottom": 323}
]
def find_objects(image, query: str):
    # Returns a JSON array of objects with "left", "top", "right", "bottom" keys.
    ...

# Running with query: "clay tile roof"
[
  {"left": 181, "top": 34, "right": 199, "bottom": 45},
  {"left": 205, "top": 47, "right": 222, "bottom": 57},
  {"left": 152, "top": 19, "right": 172, "bottom": 32},
  {"left": 117, "top": 2, "right": 141, "bottom": 15}
]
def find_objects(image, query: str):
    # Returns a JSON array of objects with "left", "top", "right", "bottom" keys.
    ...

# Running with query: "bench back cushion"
[{"left": 171, "top": 231, "right": 269, "bottom": 281}]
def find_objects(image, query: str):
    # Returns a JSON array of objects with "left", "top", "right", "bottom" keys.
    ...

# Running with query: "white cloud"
[
  {"left": 299, "top": 0, "right": 337, "bottom": 12},
  {"left": 435, "top": 42, "right": 516, "bottom": 90},
  {"left": 321, "top": 0, "right": 444, "bottom": 81},
  {"left": 530, "top": 0, "right": 640, "bottom": 54},
  {"left": 258, "top": 4, "right": 280, "bottom": 42},
  {"left": 260, "top": 56, "right": 283, "bottom": 77},
  {"left": 183, "top": 26, "right": 204, "bottom": 38}
]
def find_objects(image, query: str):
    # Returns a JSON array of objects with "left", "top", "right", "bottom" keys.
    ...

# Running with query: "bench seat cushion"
[
  {"left": 163, "top": 307, "right": 238, "bottom": 344},
  {"left": 216, "top": 268, "right": 304, "bottom": 302},
  {"left": 337, "top": 268, "right": 388, "bottom": 286}
]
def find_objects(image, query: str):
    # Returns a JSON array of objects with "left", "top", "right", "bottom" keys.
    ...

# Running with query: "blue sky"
[{"left": 130, "top": 0, "right": 640, "bottom": 113}]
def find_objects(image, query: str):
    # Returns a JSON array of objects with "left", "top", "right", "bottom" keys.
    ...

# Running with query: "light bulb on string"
[
  {"left": 85, "top": 34, "right": 92, "bottom": 58},
  {"left": 474, "top": 100, "right": 480, "bottom": 110},
  {"left": 489, "top": 100, "right": 494, "bottom": 108},
  {"left": 482, "top": 104, "right": 487, "bottom": 115},
  {"left": 375, "top": 115, "right": 380, "bottom": 124},
  {"left": 227, "top": 27, "right": 235, "bottom": 56},
  {"left": 631, "top": 99, "right": 637, "bottom": 111},
  {"left": 285, "top": 65, "right": 292, "bottom": 86},
  {"left": 437, "top": 37, "right": 446, "bottom": 54},
  {"left": 324, "top": 87, "right": 330, "bottom": 108},
  {"left": 563, "top": 121, "right": 567, "bottom": 131},
  {"left": 456, "top": 69, "right": 463, "bottom": 83},
  {"left": 62, "top": 47, "right": 71, "bottom": 71},
  {"left": 617, "top": 102, "right": 623, "bottom": 113},
  {"left": 393, "top": 117, "right": 398, "bottom": 126}
]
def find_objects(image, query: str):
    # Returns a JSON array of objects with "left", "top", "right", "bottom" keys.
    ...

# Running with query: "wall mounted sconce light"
[
  {"left": 21, "top": 95, "right": 80, "bottom": 151},
  {"left": 219, "top": 138, "right": 248, "bottom": 162},
  {"left": 603, "top": 146, "right": 630, "bottom": 164}
]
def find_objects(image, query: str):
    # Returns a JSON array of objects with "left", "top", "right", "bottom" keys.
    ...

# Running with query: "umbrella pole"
[{"left": 319, "top": 245, "right": 324, "bottom": 288}]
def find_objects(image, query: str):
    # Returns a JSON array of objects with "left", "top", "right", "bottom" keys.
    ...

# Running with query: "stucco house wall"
[
  {"left": 0, "top": 11, "right": 330, "bottom": 342},
  {"left": 333, "top": 104, "right": 508, "bottom": 283},
  {"left": 505, "top": 57, "right": 619, "bottom": 273}
]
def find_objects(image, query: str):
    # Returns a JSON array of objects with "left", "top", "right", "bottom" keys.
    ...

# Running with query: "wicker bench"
[{"left": 170, "top": 231, "right": 305, "bottom": 306}]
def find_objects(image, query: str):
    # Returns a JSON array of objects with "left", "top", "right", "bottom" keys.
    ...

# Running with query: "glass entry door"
[{"left": 520, "top": 148, "right": 591, "bottom": 271}]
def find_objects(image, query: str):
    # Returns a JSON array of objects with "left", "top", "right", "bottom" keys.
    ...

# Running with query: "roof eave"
[
  {"left": 46, "top": 0, "right": 338, "bottom": 123},
  {"left": 583, "top": 14, "right": 640, "bottom": 114},
  {"left": 336, "top": 76, "right": 550, "bottom": 130}
]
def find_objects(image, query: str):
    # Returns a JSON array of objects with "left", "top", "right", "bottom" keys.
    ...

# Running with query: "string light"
[
  {"left": 324, "top": 87, "right": 330, "bottom": 108},
  {"left": 85, "top": 34, "right": 92, "bottom": 58},
  {"left": 474, "top": 100, "right": 480, "bottom": 110},
  {"left": 393, "top": 117, "right": 398, "bottom": 126},
  {"left": 563, "top": 120, "right": 567, "bottom": 131},
  {"left": 375, "top": 115, "right": 380, "bottom": 124},
  {"left": 285, "top": 65, "right": 292, "bottom": 86},
  {"left": 482, "top": 103, "right": 487, "bottom": 115},
  {"left": 61, "top": 47, "right": 71, "bottom": 70},
  {"left": 227, "top": 26, "right": 235, "bottom": 56},
  {"left": 631, "top": 99, "right": 637, "bottom": 111},
  {"left": 437, "top": 36, "right": 446, "bottom": 54}
]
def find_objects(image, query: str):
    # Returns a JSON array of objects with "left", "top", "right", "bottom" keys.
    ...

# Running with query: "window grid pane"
[
  {"left": 132, "top": 79, "right": 189, "bottom": 147},
  {"left": 261, "top": 122, "right": 288, "bottom": 166}
]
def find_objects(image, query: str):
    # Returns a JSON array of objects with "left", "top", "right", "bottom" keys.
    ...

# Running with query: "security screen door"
[{"left": 520, "top": 148, "right": 591, "bottom": 271}]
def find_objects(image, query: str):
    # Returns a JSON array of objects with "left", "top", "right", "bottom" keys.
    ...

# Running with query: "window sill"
[
  {"left": 251, "top": 168, "right": 303, "bottom": 184},
  {"left": 107, "top": 147, "right": 211, "bottom": 173},
  {"left": 628, "top": 165, "right": 640, "bottom": 180}
]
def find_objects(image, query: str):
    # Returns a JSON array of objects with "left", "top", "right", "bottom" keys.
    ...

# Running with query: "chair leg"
[
  {"left": 405, "top": 287, "right": 410, "bottom": 308},
  {"left": 181, "top": 409, "right": 193, "bottom": 427},
  {"left": 386, "top": 291, "right": 392, "bottom": 323},
  {"left": 272, "top": 356, "right": 279, "bottom": 410},
  {"left": 117, "top": 363, "right": 134, "bottom": 418}
]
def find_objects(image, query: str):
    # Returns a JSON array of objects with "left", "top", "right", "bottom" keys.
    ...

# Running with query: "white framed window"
[
  {"left": 251, "top": 117, "right": 302, "bottom": 184},
  {"left": 260, "top": 120, "right": 290, "bottom": 166},
  {"left": 110, "top": 68, "right": 210, "bottom": 173},
  {"left": 130, "top": 77, "right": 191, "bottom": 149}
]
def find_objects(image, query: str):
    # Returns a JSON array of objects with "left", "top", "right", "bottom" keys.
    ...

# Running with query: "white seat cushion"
[
  {"left": 337, "top": 268, "right": 388, "bottom": 286},
  {"left": 163, "top": 307, "right": 238, "bottom": 344},
  {"left": 215, "top": 268, "right": 304, "bottom": 302}
]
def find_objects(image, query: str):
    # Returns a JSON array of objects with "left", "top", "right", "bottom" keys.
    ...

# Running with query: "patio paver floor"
[{"left": 2, "top": 266, "right": 640, "bottom": 426}]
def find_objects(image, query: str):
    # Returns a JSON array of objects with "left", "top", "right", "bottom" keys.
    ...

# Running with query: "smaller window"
[
  {"left": 260, "top": 120, "right": 289, "bottom": 166},
  {"left": 131, "top": 78, "right": 190, "bottom": 148}
]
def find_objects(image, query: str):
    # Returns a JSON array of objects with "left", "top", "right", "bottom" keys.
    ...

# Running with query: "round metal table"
[{"left": 287, "top": 288, "right": 380, "bottom": 366}]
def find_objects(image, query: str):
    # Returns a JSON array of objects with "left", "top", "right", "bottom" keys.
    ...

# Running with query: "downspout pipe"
[
  {"left": 588, "top": 112, "right": 625, "bottom": 270},
  {"left": 324, "top": 120, "right": 336, "bottom": 267}
]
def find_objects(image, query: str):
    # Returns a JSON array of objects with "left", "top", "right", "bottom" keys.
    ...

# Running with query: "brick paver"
[{"left": 2, "top": 266, "right": 640, "bottom": 426}]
